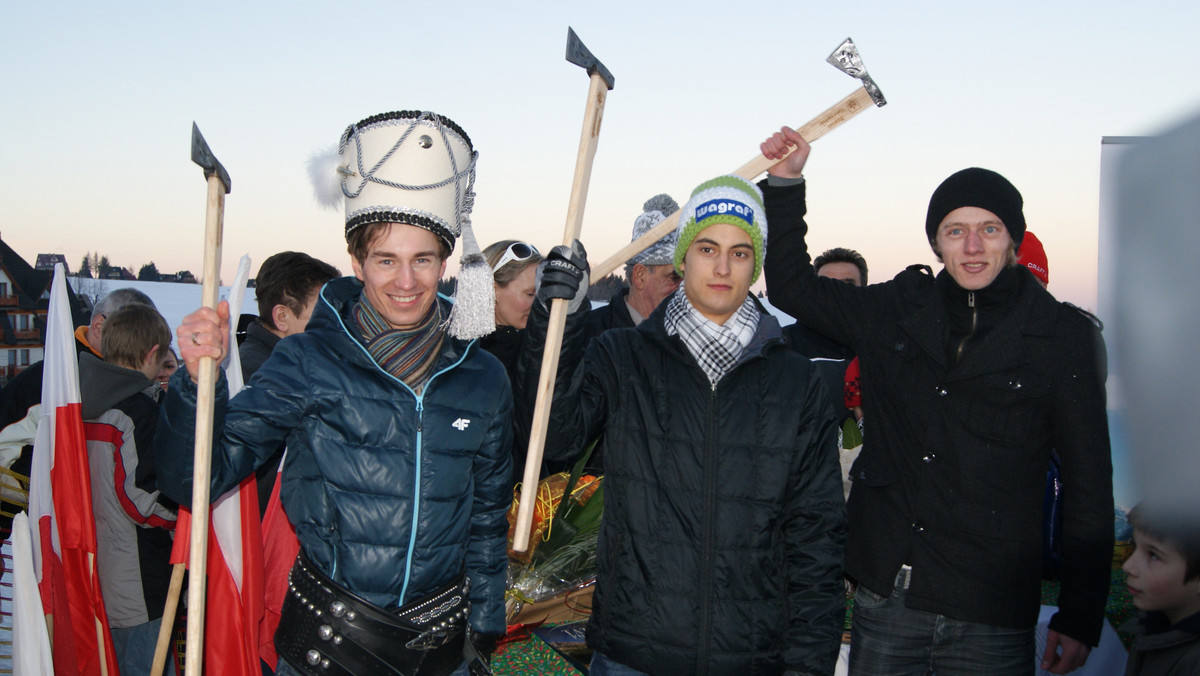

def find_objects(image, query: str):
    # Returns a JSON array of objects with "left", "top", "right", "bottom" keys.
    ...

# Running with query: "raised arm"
[{"left": 155, "top": 302, "right": 307, "bottom": 506}]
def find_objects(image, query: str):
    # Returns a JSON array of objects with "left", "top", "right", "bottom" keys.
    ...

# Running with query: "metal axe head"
[
  {"left": 191, "top": 122, "right": 231, "bottom": 194},
  {"left": 566, "top": 27, "right": 615, "bottom": 90},
  {"left": 827, "top": 38, "right": 886, "bottom": 107}
]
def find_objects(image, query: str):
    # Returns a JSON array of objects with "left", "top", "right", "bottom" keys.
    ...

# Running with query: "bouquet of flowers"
[{"left": 506, "top": 445, "right": 604, "bottom": 618}]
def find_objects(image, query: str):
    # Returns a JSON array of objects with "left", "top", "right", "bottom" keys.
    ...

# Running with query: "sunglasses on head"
[{"left": 491, "top": 242, "right": 540, "bottom": 275}]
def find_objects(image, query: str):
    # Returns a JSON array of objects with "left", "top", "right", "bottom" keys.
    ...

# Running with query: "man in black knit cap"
[{"left": 761, "top": 125, "right": 1113, "bottom": 675}]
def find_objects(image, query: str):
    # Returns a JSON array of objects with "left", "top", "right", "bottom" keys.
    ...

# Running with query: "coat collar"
[
  {"left": 641, "top": 293, "right": 785, "bottom": 370},
  {"left": 898, "top": 266, "right": 1060, "bottom": 381},
  {"left": 311, "top": 277, "right": 472, "bottom": 375}
]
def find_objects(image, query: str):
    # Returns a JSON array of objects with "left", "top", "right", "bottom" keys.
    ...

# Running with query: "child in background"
[
  {"left": 81, "top": 303, "right": 178, "bottom": 675},
  {"left": 1121, "top": 500, "right": 1200, "bottom": 674}
]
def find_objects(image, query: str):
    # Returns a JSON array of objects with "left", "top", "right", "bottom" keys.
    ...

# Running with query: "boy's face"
[
  {"left": 680, "top": 223, "right": 755, "bottom": 325},
  {"left": 934, "top": 206, "right": 1013, "bottom": 291},
  {"left": 275, "top": 290, "right": 320, "bottom": 337},
  {"left": 1123, "top": 527, "right": 1200, "bottom": 625}
]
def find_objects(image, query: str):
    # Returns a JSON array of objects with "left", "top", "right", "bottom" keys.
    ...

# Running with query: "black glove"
[
  {"left": 536, "top": 239, "right": 590, "bottom": 313},
  {"left": 473, "top": 633, "right": 500, "bottom": 657},
  {"left": 465, "top": 629, "right": 500, "bottom": 675}
]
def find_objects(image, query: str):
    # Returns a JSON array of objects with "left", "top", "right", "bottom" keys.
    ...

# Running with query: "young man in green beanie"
[
  {"left": 518, "top": 175, "right": 847, "bottom": 675},
  {"left": 760, "top": 126, "right": 1112, "bottom": 675}
]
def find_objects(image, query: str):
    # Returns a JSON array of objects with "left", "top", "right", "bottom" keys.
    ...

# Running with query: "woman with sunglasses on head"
[{"left": 480, "top": 240, "right": 544, "bottom": 483}]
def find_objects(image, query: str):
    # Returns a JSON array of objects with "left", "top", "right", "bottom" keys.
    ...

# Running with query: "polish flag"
[
  {"left": 25, "top": 263, "right": 119, "bottom": 675},
  {"left": 168, "top": 256, "right": 264, "bottom": 676},
  {"left": 258, "top": 458, "right": 298, "bottom": 668}
]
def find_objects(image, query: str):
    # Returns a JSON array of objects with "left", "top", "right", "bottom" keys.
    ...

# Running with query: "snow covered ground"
[{"left": 69, "top": 277, "right": 260, "bottom": 350}]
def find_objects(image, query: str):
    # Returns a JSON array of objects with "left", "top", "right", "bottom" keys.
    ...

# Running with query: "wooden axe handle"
[
  {"left": 512, "top": 72, "right": 608, "bottom": 553},
  {"left": 150, "top": 562, "right": 186, "bottom": 676},
  {"left": 590, "top": 86, "right": 875, "bottom": 280},
  {"left": 185, "top": 173, "right": 225, "bottom": 675}
]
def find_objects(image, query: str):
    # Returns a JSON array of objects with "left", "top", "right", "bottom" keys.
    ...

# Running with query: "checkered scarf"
[
  {"left": 354, "top": 296, "right": 445, "bottom": 394},
  {"left": 664, "top": 289, "right": 759, "bottom": 387}
]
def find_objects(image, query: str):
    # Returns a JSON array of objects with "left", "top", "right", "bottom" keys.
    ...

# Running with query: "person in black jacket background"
[
  {"left": 478, "top": 238, "right": 542, "bottom": 484},
  {"left": 520, "top": 174, "right": 846, "bottom": 676},
  {"left": 239, "top": 251, "right": 339, "bottom": 381},
  {"left": 761, "top": 126, "right": 1112, "bottom": 675},
  {"left": 238, "top": 250, "right": 338, "bottom": 518}
]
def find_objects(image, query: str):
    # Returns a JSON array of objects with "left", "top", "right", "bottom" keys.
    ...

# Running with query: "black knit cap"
[{"left": 925, "top": 168, "right": 1026, "bottom": 247}]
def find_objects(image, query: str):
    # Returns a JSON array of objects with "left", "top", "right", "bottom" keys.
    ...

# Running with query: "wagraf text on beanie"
[
  {"left": 1016, "top": 230, "right": 1049, "bottom": 286},
  {"left": 925, "top": 167, "right": 1026, "bottom": 248},
  {"left": 628, "top": 193, "right": 680, "bottom": 267},
  {"left": 673, "top": 175, "right": 768, "bottom": 282}
]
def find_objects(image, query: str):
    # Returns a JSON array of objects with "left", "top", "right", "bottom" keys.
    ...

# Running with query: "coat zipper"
[
  {"left": 696, "top": 385, "right": 719, "bottom": 674},
  {"left": 955, "top": 291, "right": 977, "bottom": 363},
  {"left": 398, "top": 398, "right": 425, "bottom": 605}
]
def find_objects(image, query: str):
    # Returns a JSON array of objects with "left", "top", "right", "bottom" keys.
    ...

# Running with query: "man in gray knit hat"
[{"left": 583, "top": 194, "right": 682, "bottom": 342}]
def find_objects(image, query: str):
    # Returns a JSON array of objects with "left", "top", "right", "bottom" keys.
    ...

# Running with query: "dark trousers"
[{"left": 849, "top": 568, "right": 1034, "bottom": 676}]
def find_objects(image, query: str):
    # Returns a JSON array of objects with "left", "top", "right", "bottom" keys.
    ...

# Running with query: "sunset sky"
[{"left": 4, "top": 1, "right": 1199, "bottom": 315}]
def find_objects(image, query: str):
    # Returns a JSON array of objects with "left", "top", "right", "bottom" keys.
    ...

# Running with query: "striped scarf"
[
  {"left": 354, "top": 296, "right": 445, "bottom": 394},
  {"left": 664, "top": 289, "right": 759, "bottom": 387}
]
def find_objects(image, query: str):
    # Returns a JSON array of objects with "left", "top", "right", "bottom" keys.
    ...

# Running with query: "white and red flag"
[
  {"left": 168, "top": 255, "right": 264, "bottom": 676},
  {"left": 24, "top": 263, "right": 119, "bottom": 675}
]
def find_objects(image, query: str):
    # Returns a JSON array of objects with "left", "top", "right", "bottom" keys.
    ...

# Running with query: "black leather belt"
[{"left": 275, "top": 551, "right": 482, "bottom": 676}]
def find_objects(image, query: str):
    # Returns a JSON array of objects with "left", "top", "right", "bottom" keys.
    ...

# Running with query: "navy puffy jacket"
[{"left": 155, "top": 277, "right": 513, "bottom": 633}]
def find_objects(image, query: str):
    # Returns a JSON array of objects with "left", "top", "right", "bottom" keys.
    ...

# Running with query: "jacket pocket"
[
  {"left": 954, "top": 502, "right": 1040, "bottom": 543},
  {"left": 965, "top": 372, "right": 1050, "bottom": 444}
]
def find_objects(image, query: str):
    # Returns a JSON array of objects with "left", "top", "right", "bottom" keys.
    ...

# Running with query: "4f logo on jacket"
[{"left": 452, "top": 418, "right": 470, "bottom": 431}]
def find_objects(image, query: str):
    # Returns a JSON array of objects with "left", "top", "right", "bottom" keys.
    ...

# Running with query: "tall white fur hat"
[{"left": 309, "top": 110, "right": 495, "bottom": 339}]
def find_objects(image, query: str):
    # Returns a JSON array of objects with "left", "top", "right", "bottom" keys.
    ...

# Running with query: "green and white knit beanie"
[{"left": 673, "top": 175, "right": 767, "bottom": 282}]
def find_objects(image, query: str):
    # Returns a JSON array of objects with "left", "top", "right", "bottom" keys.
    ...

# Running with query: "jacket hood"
[{"left": 78, "top": 352, "right": 155, "bottom": 419}]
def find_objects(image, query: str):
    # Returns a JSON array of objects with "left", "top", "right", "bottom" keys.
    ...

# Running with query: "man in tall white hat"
[{"left": 156, "top": 110, "right": 511, "bottom": 676}]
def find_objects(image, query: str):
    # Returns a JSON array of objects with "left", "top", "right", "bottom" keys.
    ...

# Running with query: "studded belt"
[{"left": 275, "top": 551, "right": 476, "bottom": 676}]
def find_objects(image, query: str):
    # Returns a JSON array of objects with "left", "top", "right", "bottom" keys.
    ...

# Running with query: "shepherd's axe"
[
  {"left": 150, "top": 123, "right": 231, "bottom": 676},
  {"left": 590, "top": 37, "right": 886, "bottom": 280},
  {"left": 512, "top": 28, "right": 614, "bottom": 554}
]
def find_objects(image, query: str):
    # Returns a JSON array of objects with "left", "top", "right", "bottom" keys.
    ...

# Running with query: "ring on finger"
[{"left": 191, "top": 332, "right": 200, "bottom": 346}]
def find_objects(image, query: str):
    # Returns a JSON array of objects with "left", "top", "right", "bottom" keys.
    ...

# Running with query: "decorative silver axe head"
[
  {"left": 827, "top": 38, "right": 886, "bottom": 107},
  {"left": 566, "top": 27, "right": 615, "bottom": 90},
  {"left": 191, "top": 122, "right": 231, "bottom": 194}
]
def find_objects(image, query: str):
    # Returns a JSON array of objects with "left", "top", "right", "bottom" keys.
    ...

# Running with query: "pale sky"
[{"left": 4, "top": 1, "right": 1200, "bottom": 315}]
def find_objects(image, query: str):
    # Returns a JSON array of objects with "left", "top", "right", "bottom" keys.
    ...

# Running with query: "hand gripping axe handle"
[
  {"left": 151, "top": 123, "right": 232, "bottom": 676},
  {"left": 590, "top": 37, "right": 886, "bottom": 280},
  {"left": 512, "top": 28, "right": 615, "bottom": 554}
]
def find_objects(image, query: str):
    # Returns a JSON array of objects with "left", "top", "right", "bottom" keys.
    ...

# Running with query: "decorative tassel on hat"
[{"left": 446, "top": 172, "right": 496, "bottom": 340}]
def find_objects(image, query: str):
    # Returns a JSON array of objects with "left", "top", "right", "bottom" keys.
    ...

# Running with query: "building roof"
[
  {"left": 35, "top": 253, "right": 71, "bottom": 274},
  {"left": 0, "top": 236, "right": 85, "bottom": 331}
]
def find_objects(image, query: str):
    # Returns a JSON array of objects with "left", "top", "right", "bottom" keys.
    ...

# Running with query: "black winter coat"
[
  {"left": 762, "top": 179, "right": 1113, "bottom": 645},
  {"left": 582, "top": 287, "right": 636, "bottom": 347},
  {"left": 517, "top": 298, "right": 847, "bottom": 675}
]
